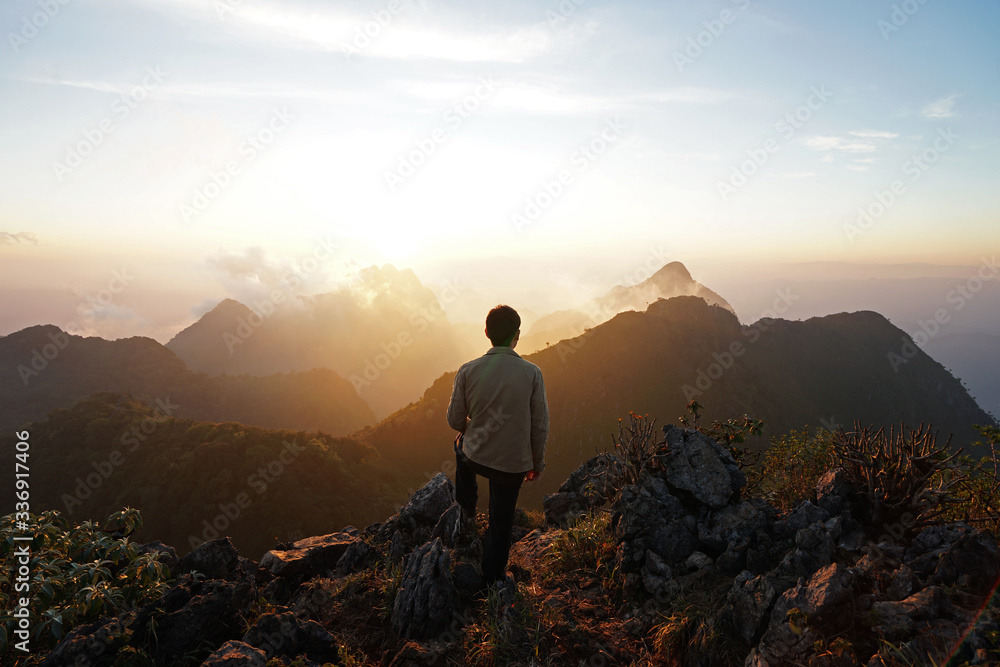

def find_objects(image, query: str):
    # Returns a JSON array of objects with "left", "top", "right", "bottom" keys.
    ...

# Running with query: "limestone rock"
[
  {"left": 177, "top": 537, "right": 242, "bottom": 581},
  {"left": 660, "top": 425, "right": 745, "bottom": 508},
  {"left": 391, "top": 538, "right": 455, "bottom": 639},
  {"left": 259, "top": 531, "right": 357, "bottom": 581},
  {"left": 242, "top": 607, "right": 340, "bottom": 663}
]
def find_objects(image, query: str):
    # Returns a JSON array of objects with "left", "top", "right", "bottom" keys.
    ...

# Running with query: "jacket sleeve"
[
  {"left": 446, "top": 368, "right": 468, "bottom": 433},
  {"left": 529, "top": 368, "right": 549, "bottom": 472}
]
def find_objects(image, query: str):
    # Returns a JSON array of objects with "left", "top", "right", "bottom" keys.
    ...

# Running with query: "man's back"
[{"left": 447, "top": 346, "right": 548, "bottom": 474}]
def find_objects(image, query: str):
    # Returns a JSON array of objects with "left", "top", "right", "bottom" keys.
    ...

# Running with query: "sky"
[{"left": 1, "top": 0, "right": 998, "bottom": 338}]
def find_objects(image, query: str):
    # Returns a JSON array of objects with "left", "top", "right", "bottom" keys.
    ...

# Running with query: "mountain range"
[
  {"left": 0, "top": 325, "right": 374, "bottom": 436},
  {"left": 2, "top": 261, "right": 996, "bottom": 555}
]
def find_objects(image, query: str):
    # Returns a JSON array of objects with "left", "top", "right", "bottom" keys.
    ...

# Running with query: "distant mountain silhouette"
[
  {"left": 166, "top": 265, "right": 480, "bottom": 418},
  {"left": 355, "top": 296, "right": 994, "bottom": 511},
  {"left": 0, "top": 393, "right": 397, "bottom": 558},
  {"left": 519, "top": 261, "right": 734, "bottom": 352},
  {"left": 0, "top": 325, "right": 375, "bottom": 435}
]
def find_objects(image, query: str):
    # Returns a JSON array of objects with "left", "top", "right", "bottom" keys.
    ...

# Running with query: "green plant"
[
  {"left": 465, "top": 582, "right": 542, "bottom": 667},
  {"left": 543, "top": 511, "right": 617, "bottom": 582},
  {"left": 0, "top": 508, "right": 172, "bottom": 662},
  {"left": 754, "top": 428, "right": 836, "bottom": 512},
  {"left": 943, "top": 424, "right": 1000, "bottom": 533}
]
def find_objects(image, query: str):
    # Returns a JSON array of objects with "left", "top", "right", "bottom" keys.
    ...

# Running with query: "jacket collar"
[{"left": 485, "top": 346, "right": 520, "bottom": 357}]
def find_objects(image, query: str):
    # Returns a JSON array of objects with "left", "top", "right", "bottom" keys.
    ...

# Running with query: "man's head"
[{"left": 485, "top": 305, "right": 520, "bottom": 347}]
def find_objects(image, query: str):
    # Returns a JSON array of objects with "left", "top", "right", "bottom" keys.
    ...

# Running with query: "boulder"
[
  {"left": 430, "top": 502, "right": 465, "bottom": 548},
  {"left": 660, "top": 426, "right": 745, "bottom": 509},
  {"left": 200, "top": 640, "right": 267, "bottom": 667},
  {"left": 41, "top": 618, "right": 128, "bottom": 667},
  {"left": 399, "top": 473, "right": 456, "bottom": 526},
  {"left": 242, "top": 607, "right": 340, "bottom": 663},
  {"left": 335, "top": 539, "right": 373, "bottom": 577},
  {"left": 177, "top": 537, "right": 242, "bottom": 581},
  {"left": 259, "top": 531, "right": 358, "bottom": 581},
  {"left": 391, "top": 538, "right": 455, "bottom": 639},
  {"left": 752, "top": 562, "right": 857, "bottom": 665}
]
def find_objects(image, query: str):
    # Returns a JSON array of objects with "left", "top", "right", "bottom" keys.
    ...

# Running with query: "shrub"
[
  {"left": 0, "top": 508, "right": 172, "bottom": 662},
  {"left": 754, "top": 428, "right": 836, "bottom": 513},
  {"left": 832, "top": 422, "right": 970, "bottom": 538}
]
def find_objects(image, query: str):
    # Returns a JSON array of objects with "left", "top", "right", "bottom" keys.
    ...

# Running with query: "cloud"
[
  {"left": 136, "top": 0, "right": 556, "bottom": 63},
  {"left": 803, "top": 136, "right": 877, "bottom": 153},
  {"left": 205, "top": 246, "right": 339, "bottom": 307},
  {"left": 848, "top": 130, "right": 899, "bottom": 139},
  {"left": 846, "top": 165, "right": 870, "bottom": 172},
  {"left": 0, "top": 231, "right": 39, "bottom": 245},
  {"left": 922, "top": 94, "right": 959, "bottom": 119}
]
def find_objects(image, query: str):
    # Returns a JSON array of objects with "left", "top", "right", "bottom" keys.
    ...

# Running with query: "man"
[{"left": 447, "top": 304, "right": 549, "bottom": 587}]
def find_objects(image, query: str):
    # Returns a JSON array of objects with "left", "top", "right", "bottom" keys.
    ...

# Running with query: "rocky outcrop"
[
  {"left": 660, "top": 425, "right": 745, "bottom": 508},
  {"left": 241, "top": 607, "right": 340, "bottom": 663},
  {"left": 259, "top": 530, "right": 359, "bottom": 582},
  {"left": 391, "top": 537, "right": 455, "bottom": 640},
  {"left": 130, "top": 574, "right": 256, "bottom": 664}
]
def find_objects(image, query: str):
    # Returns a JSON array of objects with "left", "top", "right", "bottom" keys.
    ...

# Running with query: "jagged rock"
[
  {"left": 685, "top": 551, "right": 713, "bottom": 570},
  {"left": 904, "top": 523, "right": 973, "bottom": 563},
  {"left": 886, "top": 564, "right": 916, "bottom": 601},
  {"left": 200, "top": 640, "right": 267, "bottom": 666},
  {"left": 751, "top": 562, "right": 857, "bottom": 665},
  {"left": 131, "top": 574, "right": 256, "bottom": 664},
  {"left": 430, "top": 502, "right": 464, "bottom": 548},
  {"left": 242, "top": 607, "right": 340, "bottom": 663},
  {"left": 612, "top": 476, "right": 692, "bottom": 572},
  {"left": 390, "top": 530, "right": 405, "bottom": 562},
  {"left": 399, "top": 473, "right": 456, "bottom": 526},
  {"left": 178, "top": 537, "right": 242, "bottom": 581},
  {"left": 726, "top": 571, "right": 781, "bottom": 645},
  {"left": 544, "top": 456, "right": 616, "bottom": 526},
  {"left": 815, "top": 467, "right": 854, "bottom": 516},
  {"left": 543, "top": 491, "right": 587, "bottom": 527},
  {"left": 929, "top": 530, "right": 1000, "bottom": 590},
  {"left": 660, "top": 425, "right": 745, "bottom": 508},
  {"left": 41, "top": 618, "right": 128, "bottom": 667},
  {"left": 559, "top": 454, "right": 616, "bottom": 501},
  {"left": 335, "top": 539, "right": 373, "bottom": 576},
  {"left": 391, "top": 538, "right": 455, "bottom": 639},
  {"left": 259, "top": 531, "right": 358, "bottom": 581},
  {"left": 870, "top": 586, "right": 947, "bottom": 641},
  {"left": 775, "top": 500, "right": 830, "bottom": 539},
  {"left": 698, "top": 499, "right": 772, "bottom": 552}
]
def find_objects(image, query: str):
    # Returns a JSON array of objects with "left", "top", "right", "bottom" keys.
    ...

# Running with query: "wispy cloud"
[
  {"left": 137, "top": 0, "right": 556, "bottom": 63},
  {"left": 802, "top": 136, "right": 877, "bottom": 153},
  {"left": 922, "top": 94, "right": 959, "bottom": 119},
  {"left": 0, "top": 231, "right": 39, "bottom": 245},
  {"left": 848, "top": 130, "right": 899, "bottom": 139},
  {"left": 803, "top": 128, "right": 899, "bottom": 155}
]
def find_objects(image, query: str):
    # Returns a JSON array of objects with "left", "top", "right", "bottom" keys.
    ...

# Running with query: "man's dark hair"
[{"left": 486, "top": 305, "right": 520, "bottom": 347}]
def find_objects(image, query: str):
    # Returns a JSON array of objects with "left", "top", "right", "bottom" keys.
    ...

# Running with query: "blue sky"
[{"left": 1, "top": 0, "right": 998, "bottom": 328}]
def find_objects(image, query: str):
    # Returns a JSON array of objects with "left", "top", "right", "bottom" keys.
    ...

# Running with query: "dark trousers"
[{"left": 454, "top": 443, "right": 524, "bottom": 584}]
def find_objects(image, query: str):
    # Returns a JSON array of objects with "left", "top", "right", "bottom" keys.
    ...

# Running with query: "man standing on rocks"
[{"left": 447, "top": 304, "right": 549, "bottom": 588}]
